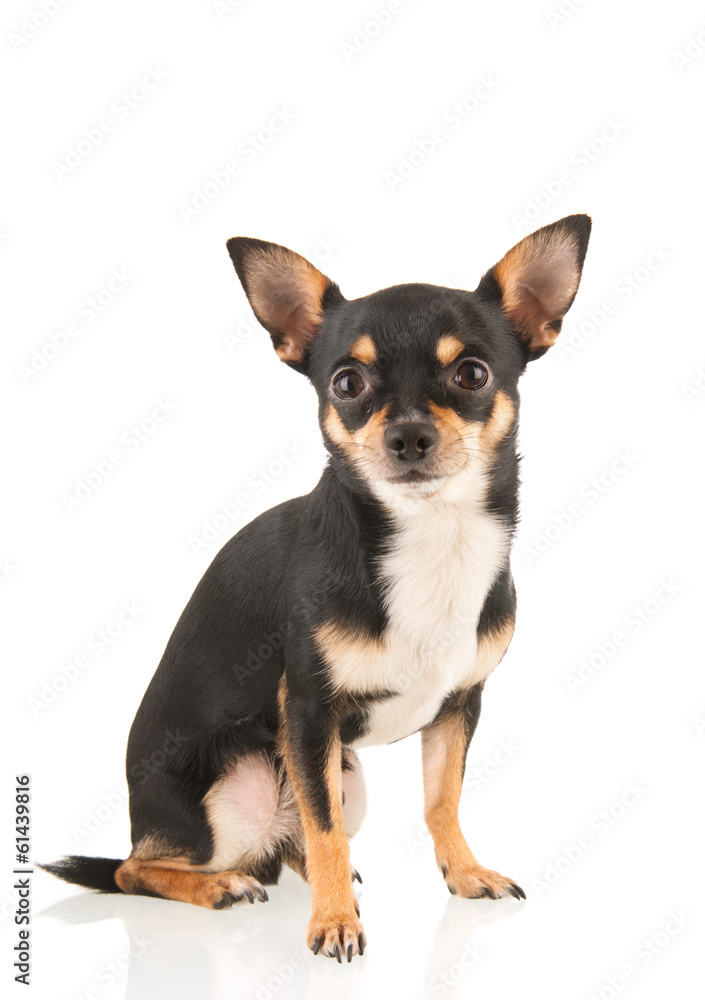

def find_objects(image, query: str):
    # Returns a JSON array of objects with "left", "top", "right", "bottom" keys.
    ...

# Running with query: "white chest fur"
[{"left": 322, "top": 475, "right": 511, "bottom": 748}]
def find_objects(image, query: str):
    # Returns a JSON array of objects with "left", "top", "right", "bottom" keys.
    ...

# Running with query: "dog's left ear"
[
  {"left": 477, "top": 214, "right": 591, "bottom": 360},
  {"left": 226, "top": 237, "right": 343, "bottom": 373}
]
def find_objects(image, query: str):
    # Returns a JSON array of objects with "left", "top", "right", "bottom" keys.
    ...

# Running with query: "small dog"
[{"left": 44, "top": 215, "right": 591, "bottom": 961}]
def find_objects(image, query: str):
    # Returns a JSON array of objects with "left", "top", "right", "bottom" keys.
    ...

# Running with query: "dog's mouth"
[
  {"left": 381, "top": 469, "right": 449, "bottom": 497},
  {"left": 387, "top": 469, "right": 438, "bottom": 485}
]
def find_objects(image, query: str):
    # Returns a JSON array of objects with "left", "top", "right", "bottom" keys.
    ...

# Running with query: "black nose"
[{"left": 384, "top": 421, "right": 438, "bottom": 462}]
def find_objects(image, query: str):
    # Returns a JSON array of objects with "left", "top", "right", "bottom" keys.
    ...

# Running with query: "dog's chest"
[{"left": 329, "top": 497, "right": 509, "bottom": 748}]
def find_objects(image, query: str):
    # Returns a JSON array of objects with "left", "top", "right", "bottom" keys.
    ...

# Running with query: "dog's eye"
[
  {"left": 453, "top": 361, "right": 488, "bottom": 390},
  {"left": 333, "top": 370, "right": 365, "bottom": 400}
]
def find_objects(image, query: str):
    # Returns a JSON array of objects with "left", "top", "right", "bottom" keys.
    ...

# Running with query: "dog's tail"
[{"left": 39, "top": 856, "right": 124, "bottom": 893}]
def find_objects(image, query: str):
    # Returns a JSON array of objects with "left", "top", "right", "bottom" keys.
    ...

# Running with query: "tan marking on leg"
[
  {"left": 277, "top": 686, "right": 366, "bottom": 958},
  {"left": 422, "top": 711, "right": 477, "bottom": 870},
  {"left": 349, "top": 334, "right": 376, "bottom": 365},
  {"left": 436, "top": 334, "right": 465, "bottom": 366},
  {"left": 281, "top": 748, "right": 367, "bottom": 881},
  {"left": 277, "top": 672, "right": 288, "bottom": 717},
  {"left": 422, "top": 710, "right": 524, "bottom": 900},
  {"left": 115, "top": 858, "right": 268, "bottom": 907}
]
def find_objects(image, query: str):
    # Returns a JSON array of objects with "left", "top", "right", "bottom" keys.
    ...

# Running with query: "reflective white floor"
[{"left": 29, "top": 768, "right": 703, "bottom": 1000}]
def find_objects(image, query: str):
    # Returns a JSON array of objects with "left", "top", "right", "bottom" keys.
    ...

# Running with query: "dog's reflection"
[{"left": 38, "top": 870, "right": 522, "bottom": 999}]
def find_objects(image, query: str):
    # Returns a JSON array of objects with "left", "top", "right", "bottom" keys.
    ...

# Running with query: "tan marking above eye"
[
  {"left": 349, "top": 334, "right": 377, "bottom": 365},
  {"left": 436, "top": 334, "right": 465, "bottom": 366}
]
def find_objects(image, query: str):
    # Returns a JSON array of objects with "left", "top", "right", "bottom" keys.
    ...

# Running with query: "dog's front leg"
[
  {"left": 422, "top": 685, "right": 525, "bottom": 901},
  {"left": 278, "top": 676, "right": 366, "bottom": 961}
]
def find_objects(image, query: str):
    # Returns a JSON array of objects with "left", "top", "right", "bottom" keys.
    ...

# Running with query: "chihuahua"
[{"left": 44, "top": 214, "right": 591, "bottom": 961}]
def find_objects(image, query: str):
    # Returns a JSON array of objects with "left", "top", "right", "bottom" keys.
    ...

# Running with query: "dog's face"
[
  {"left": 227, "top": 217, "right": 590, "bottom": 500},
  {"left": 307, "top": 283, "right": 525, "bottom": 500}
]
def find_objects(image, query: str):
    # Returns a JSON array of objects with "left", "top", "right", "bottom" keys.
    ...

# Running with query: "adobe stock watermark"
[
  {"left": 67, "top": 934, "right": 152, "bottom": 1000},
  {"left": 27, "top": 601, "right": 144, "bottom": 716},
  {"left": 405, "top": 738, "right": 521, "bottom": 857},
  {"left": 556, "top": 245, "right": 671, "bottom": 361},
  {"left": 17, "top": 268, "right": 134, "bottom": 385},
  {"left": 187, "top": 439, "right": 306, "bottom": 554},
  {"left": 564, "top": 578, "right": 681, "bottom": 694},
  {"left": 71, "top": 786, "right": 128, "bottom": 848},
  {"left": 71, "top": 731, "right": 188, "bottom": 846},
  {"left": 532, "top": 781, "right": 647, "bottom": 895},
  {"left": 394, "top": 605, "right": 479, "bottom": 702},
  {"left": 0, "top": 888, "right": 20, "bottom": 930},
  {"left": 51, "top": 67, "right": 168, "bottom": 180},
  {"left": 178, "top": 107, "right": 295, "bottom": 223},
  {"left": 339, "top": 0, "right": 415, "bottom": 62},
  {"left": 231, "top": 630, "right": 285, "bottom": 686},
  {"left": 0, "top": 557, "right": 17, "bottom": 585},
  {"left": 681, "top": 366, "right": 705, "bottom": 405},
  {"left": 222, "top": 236, "right": 340, "bottom": 353},
  {"left": 384, "top": 75, "right": 501, "bottom": 191},
  {"left": 520, "top": 448, "right": 638, "bottom": 565},
  {"left": 544, "top": 0, "right": 589, "bottom": 30},
  {"left": 587, "top": 909, "right": 690, "bottom": 1000},
  {"left": 672, "top": 22, "right": 705, "bottom": 72},
  {"left": 419, "top": 940, "right": 488, "bottom": 999},
  {"left": 61, "top": 397, "right": 179, "bottom": 513},
  {"left": 511, "top": 116, "right": 627, "bottom": 233},
  {"left": 7, "top": 0, "right": 72, "bottom": 53},
  {"left": 231, "top": 565, "right": 375, "bottom": 687},
  {"left": 250, "top": 953, "right": 307, "bottom": 1000},
  {"left": 212, "top": 0, "right": 247, "bottom": 18}
]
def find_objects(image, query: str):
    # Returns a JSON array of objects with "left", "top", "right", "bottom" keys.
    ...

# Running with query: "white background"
[{"left": 2, "top": 0, "right": 705, "bottom": 997}]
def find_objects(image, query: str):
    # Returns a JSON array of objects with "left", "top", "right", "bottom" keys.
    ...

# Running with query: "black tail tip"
[{"left": 39, "top": 856, "right": 124, "bottom": 894}]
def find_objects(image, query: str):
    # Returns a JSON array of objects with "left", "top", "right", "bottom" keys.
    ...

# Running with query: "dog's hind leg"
[
  {"left": 115, "top": 856, "right": 269, "bottom": 908},
  {"left": 115, "top": 749, "right": 307, "bottom": 907}
]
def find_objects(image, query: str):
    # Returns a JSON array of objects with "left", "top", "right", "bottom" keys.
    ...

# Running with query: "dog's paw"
[
  {"left": 307, "top": 913, "right": 367, "bottom": 962},
  {"left": 210, "top": 872, "right": 270, "bottom": 909},
  {"left": 440, "top": 862, "right": 525, "bottom": 901}
]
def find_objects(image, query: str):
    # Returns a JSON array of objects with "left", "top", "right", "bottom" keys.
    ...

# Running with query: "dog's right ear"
[{"left": 226, "top": 237, "right": 343, "bottom": 374}]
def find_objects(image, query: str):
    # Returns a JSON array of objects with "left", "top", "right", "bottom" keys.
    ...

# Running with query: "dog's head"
[{"left": 227, "top": 216, "right": 590, "bottom": 502}]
